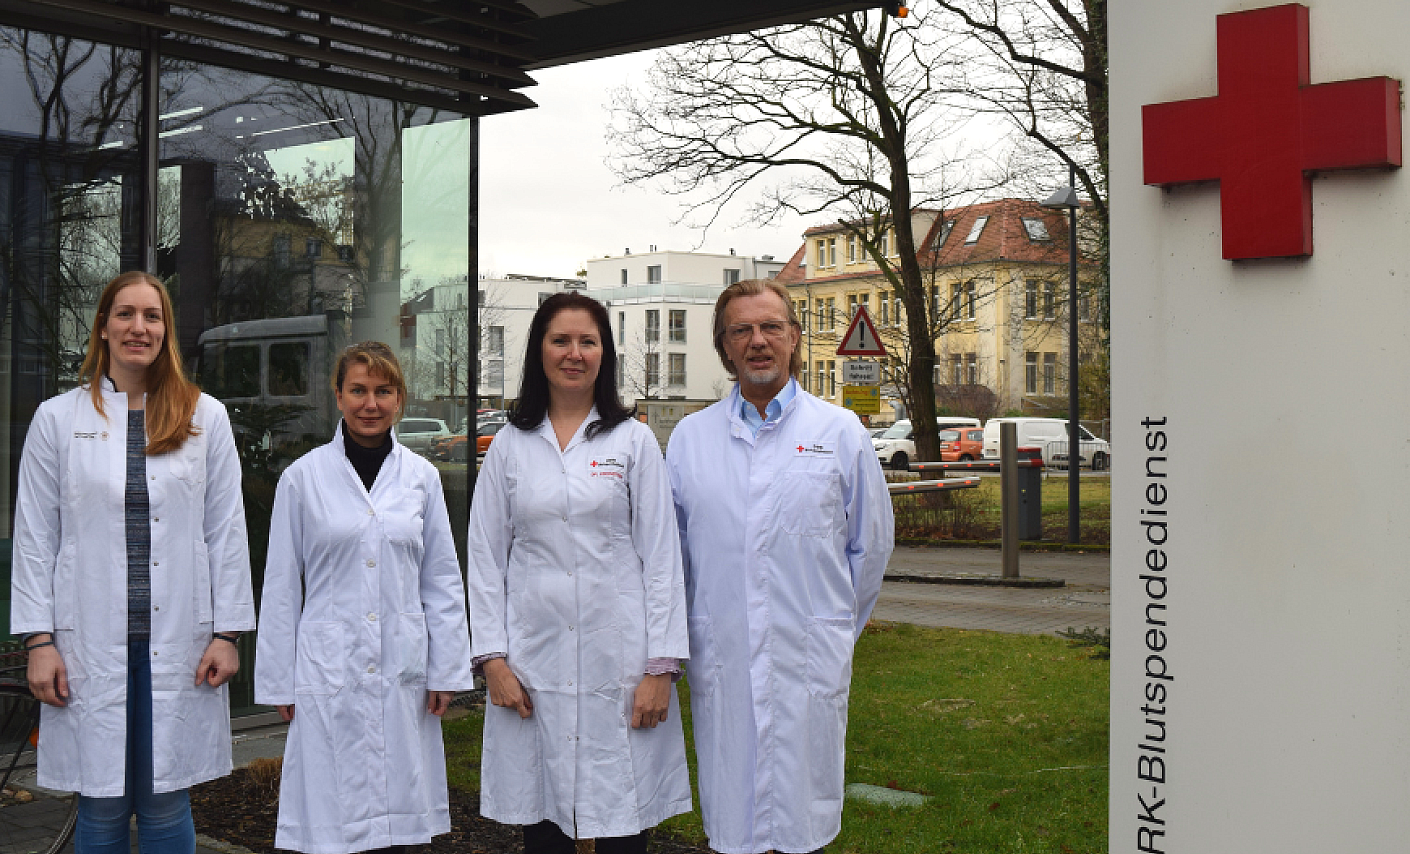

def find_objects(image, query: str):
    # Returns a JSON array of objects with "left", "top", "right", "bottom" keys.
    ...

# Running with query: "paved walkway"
[{"left": 873, "top": 546, "right": 1110, "bottom": 635}]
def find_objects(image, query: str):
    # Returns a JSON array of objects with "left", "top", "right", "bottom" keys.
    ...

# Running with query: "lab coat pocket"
[
  {"left": 805, "top": 616, "right": 855, "bottom": 699},
  {"left": 396, "top": 613, "right": 429, "bottom": 684},
  {"left": 777, "top": 472, "right": 842, "bottom": 538},
  {"left": 168, "top": 440, "right": 206, "bottom": 486},
  {"left": 381, "top": 488, "right": 427, "bottom": 546},
  {"left": 294, "top": 621, "right": 345, "bottom": 695}
]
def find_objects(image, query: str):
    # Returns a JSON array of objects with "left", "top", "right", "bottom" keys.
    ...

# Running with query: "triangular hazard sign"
[{"left": 835, "top": 305, "right": 888, "bottom": 357}]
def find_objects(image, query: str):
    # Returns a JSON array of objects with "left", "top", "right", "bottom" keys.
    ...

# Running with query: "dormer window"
[
  {"left": 964, "top": 216, "right": 989, "bottom": 245},
  {"left": 1021, "top": 217, "right": 1051, "bottom": 241},
  {"left": 934, "top": 219, "right": 955, "bottom": 248}
]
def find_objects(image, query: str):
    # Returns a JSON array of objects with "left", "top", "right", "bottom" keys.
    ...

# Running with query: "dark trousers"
[{"left": 522, "top": 820, "right": 647, "bottom": 854}]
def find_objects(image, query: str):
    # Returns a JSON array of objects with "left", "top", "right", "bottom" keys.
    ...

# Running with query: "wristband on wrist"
[
  {"left": 24, "top": 640, "right": 55, "bottom": 651},
  {"left": 213, "top": 633, "right": 240, "bottom": 645}
]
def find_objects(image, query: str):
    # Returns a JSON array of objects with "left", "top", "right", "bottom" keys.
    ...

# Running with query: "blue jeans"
[{"left": 74, "top": 639, "right": 196, "bottom": 854}]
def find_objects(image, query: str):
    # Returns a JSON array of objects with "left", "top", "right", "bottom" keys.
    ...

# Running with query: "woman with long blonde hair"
[{"left": 11, "top": 271, "right": 255, "bottom": 854}]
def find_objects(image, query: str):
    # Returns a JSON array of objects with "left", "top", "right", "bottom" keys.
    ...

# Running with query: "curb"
[
  {"left": 197, "top": 834, "right": 256, "bottom": 854},
  {"left": 884, "top": 573, "right": 1065, "bottom": 588},
  {"left": 894, "top": 538, "right": 1110, "bottom": 553}
]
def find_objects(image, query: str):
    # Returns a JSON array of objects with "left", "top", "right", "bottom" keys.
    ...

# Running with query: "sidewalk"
[{"left": 872, "top": 546, "right": 1111, "bottom": 635}]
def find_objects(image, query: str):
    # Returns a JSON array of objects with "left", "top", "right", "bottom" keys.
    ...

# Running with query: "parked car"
[
  {"left": 872, "top": 417, "right": 981, "bottom": 471},
  {"left": 939, "top": 427, "right": 985, "bottom": 462},
  {"left": 432, "top": 419, "right": 507, "bottom": 462},
  {"left": 476, "top": 420, "right": 505, "bottom": 456},
  {"left": 981, "top": 417, "right": 1110, "bottom": 470},
  {"left": 397, "top": 417, "right": 452, "bottom": 455}
]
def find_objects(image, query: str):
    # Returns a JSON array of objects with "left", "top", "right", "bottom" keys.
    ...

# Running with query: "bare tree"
[
  {"left": 933, "top": 0, "right": 1109, "bottom": 415},
  {"left": 620, "top": 327, "right": 663, "bottom": 404},
  {"left": 609, "top": 8, "right": 998, "bottom": 463},
  {"left": 933, "top": 0, "right": 1106, "bottom": 220}
]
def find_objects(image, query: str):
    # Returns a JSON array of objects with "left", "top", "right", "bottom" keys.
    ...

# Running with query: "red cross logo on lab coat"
[{"left": 1142, "top": 4, "right": 1401, "bottom": 260}]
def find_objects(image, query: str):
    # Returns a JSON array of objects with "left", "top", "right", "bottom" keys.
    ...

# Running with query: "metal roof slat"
[
  {"left": 372, "top": 0, "right": 536, "bottom": 39},
  {"left": 174, "top": 0, "right": 535, "bottom": 88},
  {"left": 288, "top": 0, "right": 537, "bottom": 60},
  {"left": 25, "top": 0, "right": 534, "bottom": 106},
  {"left": 162, "top": 38, "right": 533, "bottom": 114}
]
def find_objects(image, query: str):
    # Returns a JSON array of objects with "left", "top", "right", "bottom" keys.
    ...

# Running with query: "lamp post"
[{"left": 1043, "top": 167, "right": 1081, "bottom": 544}]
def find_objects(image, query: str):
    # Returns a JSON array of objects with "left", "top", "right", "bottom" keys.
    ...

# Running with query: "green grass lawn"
[{"left": 444, "top": 623, "right": 1109, "bottom": 854}]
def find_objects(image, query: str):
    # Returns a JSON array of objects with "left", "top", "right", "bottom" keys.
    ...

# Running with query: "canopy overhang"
[{"left": 0, "top": 0, "right": 883, "bottom": 115}]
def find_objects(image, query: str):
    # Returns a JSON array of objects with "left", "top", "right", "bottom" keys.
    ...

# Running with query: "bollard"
[{"left": 1000, "top": 422, "right": 1020, "bottom": 578}]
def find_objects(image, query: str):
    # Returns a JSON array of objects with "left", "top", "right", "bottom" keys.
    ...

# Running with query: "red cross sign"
[{"left": 1143, "top": 4, "right": 1401, "bottom": 260}]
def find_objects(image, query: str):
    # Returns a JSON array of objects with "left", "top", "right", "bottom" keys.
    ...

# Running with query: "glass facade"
[{"left": 0, "top": 25, "right": 474, "bottom": 713}]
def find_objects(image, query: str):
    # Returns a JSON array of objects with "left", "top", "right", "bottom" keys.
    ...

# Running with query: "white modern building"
[
  {"left": 401, "top": 273, "right": 585, "bottom": 417},
  {"left": 586, "top": 249, "right": 786, "bottom": 403},
  {"left": 477, "top": 274, "right": 586, "bottom": 406}
]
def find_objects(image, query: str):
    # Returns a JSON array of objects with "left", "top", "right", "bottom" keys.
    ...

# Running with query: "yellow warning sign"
[{"left": 842, "top": 385, "right": 880, "bottom": 415}]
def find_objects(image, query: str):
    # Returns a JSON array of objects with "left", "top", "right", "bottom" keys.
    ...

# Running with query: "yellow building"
[{"left": 781, "top": 200, "right": 1098, "bottom": 422}]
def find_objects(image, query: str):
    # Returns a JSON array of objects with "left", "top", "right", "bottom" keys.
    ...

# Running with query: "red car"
[{"left": 939, "top": 427, "right": 984, "bottom": 462}]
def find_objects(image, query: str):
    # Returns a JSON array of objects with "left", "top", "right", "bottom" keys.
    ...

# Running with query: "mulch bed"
[{"left": 190, "top": 764, "right": 711, "bottom": 854}]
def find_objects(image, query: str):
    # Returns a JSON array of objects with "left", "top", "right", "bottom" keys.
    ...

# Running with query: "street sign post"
[
  {"left": 842, "top": 385, "right": 880, "bottom": 415},
  {"left": 835, "top": 305, "right": 888, "bottom": 357},
  {"left": 842, "top": 359, "right": 880, "bottom": 384}
]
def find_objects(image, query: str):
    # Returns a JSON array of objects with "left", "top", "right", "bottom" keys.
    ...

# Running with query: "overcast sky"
[{"left": 478, "top": 52, "right": 812, "bottom": 280}]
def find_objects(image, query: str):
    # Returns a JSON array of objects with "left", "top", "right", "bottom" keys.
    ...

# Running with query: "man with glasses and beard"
[{"left": 666, "top": 279, "right": 893, "bottom": 854}]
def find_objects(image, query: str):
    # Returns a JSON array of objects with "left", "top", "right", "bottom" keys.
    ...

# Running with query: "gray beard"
[{"left": 740, "top": 363, "right": 782, "bottom": 387}]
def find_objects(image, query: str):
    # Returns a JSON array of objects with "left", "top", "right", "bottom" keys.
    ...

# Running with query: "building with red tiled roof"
[{"left": 784, "top": 199, "right": 1098, "bottom": 420}]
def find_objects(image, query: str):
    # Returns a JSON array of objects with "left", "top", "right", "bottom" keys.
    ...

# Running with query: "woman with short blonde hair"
[{"left": 257, "top": 341, "right": 473, "bottom": 854}]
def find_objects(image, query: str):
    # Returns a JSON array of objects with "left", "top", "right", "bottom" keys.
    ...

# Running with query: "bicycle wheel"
[{"left": 0, "top": 683, "right": 77, "bottom": 854}]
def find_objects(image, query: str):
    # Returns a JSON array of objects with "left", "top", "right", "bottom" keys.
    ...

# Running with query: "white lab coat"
[
  {"left": 465, "top": 412, "right": 691, "bottom": 839},
  {"left": 10, "top": 381, "right": 255, "bottom": 797},
  {"left": 255, "top": 423, "right": 474, "bottom": 854},
  {"left": 666, "top": 383, "right": 894, "bottom": 854}
]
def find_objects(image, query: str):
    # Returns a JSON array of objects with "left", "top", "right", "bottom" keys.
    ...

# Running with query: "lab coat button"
[
  {"left": 366, "top": 559, "right": 376, "bottom": 567},
  {"left": 367, "top": 665, "right": 376, "bottom": 674},
  {"left": 367, "top": 509, "right": 375, "bottom": 516},
  {"left": 568, "top": 625, "right": 574, "bottom": 631},
  {"left": 368, "top": 613, "right": 377, "bottom": 621}
]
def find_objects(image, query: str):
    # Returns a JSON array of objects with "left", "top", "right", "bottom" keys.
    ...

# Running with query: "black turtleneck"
[{"left": 343, "top": 422, "right": 393, "bottom": 491}]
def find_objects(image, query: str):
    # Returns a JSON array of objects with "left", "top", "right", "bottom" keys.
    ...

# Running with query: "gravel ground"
[{"left": 191, "top": 763, "right": 711, "bottom": 854}]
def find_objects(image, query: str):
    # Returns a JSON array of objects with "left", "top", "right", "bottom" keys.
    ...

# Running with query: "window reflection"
[
  {"left": 0, "top": 30, "right": 142, "bottom": 634},
  {"left": 268, "top": 341, "right": 309, "bottom": 397},
  {"left": 0, "top": 29, "right": 473, "bottom": 703},
  {"left": 199, "top": 343, "right": 260, "bottom": 399}
]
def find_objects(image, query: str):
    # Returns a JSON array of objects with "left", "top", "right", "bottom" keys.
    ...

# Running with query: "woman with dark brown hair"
[
  {"left": 11, "top": 271, "right": 255, "bottom": 854},
  {"left": 466, "top": 293, "right": 691, "bottom": 854}
]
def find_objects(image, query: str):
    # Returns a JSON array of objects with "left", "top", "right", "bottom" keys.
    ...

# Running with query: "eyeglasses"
[{"left": 722, "top": 320, "right": 794, "bottom": 344}]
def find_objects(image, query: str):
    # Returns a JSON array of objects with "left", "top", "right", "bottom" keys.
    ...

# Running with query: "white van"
[
  {"left": 873, "top": 417, "right": 981, "bottom": 470},
  {"left": 981, "top": 417, "right": 1111, "bottom": 470}
]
